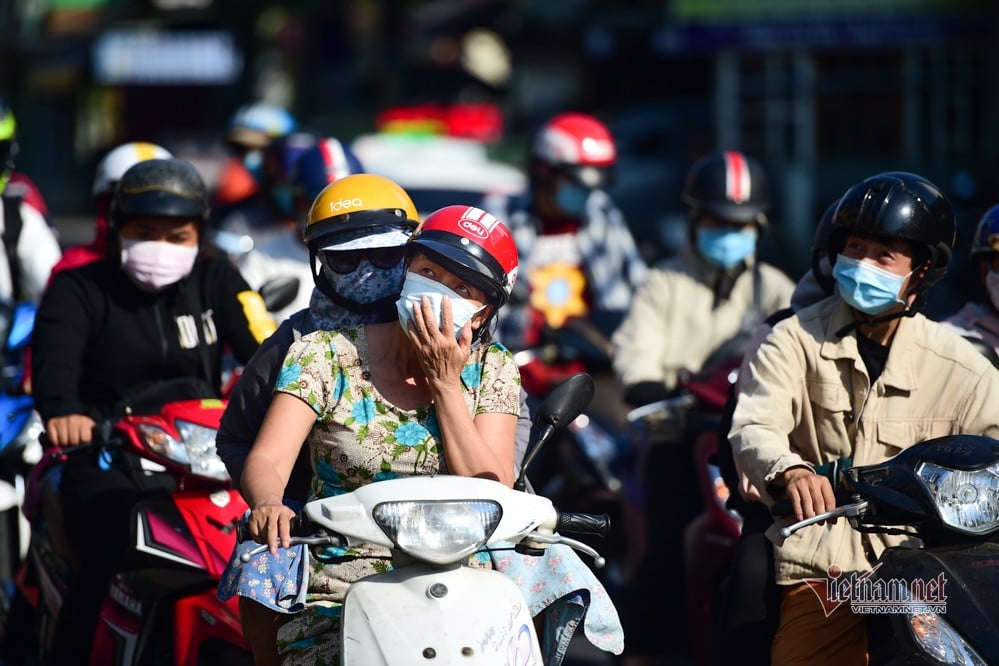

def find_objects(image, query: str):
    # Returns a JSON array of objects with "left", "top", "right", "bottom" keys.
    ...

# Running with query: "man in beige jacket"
[
  {"left": 611, "top": 150, "right": 795, "bottom": 664},
  {"left": 731, "top": 171, "right": 999, "bottom": 665}
]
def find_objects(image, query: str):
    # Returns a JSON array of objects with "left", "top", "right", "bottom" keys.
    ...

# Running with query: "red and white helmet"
[
  {"left": 408, "top": 205, "right": 518, "bottom": 307},
  {"left": 531, "top": 112, "right": 616, "bottom": 188}
]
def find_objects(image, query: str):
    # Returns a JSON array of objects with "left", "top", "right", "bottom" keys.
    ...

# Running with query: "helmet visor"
[
  {"left": 320, "top": 226, "right": 412, "bottom": 252},
  {"left": 563, "top": 164, "right": 611, "bottom": 189}
]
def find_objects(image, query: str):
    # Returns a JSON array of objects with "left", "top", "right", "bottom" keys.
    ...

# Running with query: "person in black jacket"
[{"left": 28, "top": 157, "right": 276, "bottom": 665}]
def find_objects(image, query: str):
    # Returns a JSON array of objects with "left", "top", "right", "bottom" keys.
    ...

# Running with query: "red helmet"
[
  {"left": 531, "top": 112, "right": 616, "bottom": 188},
  {"left": 408, "top": 205, "right": 518, "bottom": 307}
]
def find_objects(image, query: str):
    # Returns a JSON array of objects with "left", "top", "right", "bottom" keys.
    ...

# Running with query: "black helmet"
[
  {"left": 682, "top": 150, "right": 770, "bottom": 226},
  {"left": 970, "top": 203, "right": 999, "bottom": 262},
  {"left": 811, "top": 198, "right": 839, "bottom": 294},
  {"left": 111, "top": 157, "right": 209, "bottom": 229},
  {"left": 829, "top": 172, "right": 955, "bottom": 296}
]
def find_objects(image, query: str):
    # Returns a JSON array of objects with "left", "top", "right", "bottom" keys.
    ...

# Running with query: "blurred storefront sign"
[
  {"left": 42, "top": 0, "right": 107, "bottom": 35},
  {"left": 659, "top": 0, "right": 992, "bottom": 51},
  {"left": 152, "top": 0, "right": 213, "bottom": 8},
  {"left": 93, "top": 29, "right": 242, "bottom": 85}
]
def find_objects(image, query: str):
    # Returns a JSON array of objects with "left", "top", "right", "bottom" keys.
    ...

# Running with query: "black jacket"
[{"left": 32, "top": 255, "right": 270, "bottom": 421}]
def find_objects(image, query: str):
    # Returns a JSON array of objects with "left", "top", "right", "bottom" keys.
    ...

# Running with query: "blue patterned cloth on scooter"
[
  {"left": 491, "top": 542, "right": 625, "bottom": 662},
  {"left": 218, "top": 527, "right": 624, "bottom": 664}
]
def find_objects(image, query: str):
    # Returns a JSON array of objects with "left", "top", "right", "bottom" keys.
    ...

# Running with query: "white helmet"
[{"left": 92, "top": 141, "right": 173, "bottom": 198}]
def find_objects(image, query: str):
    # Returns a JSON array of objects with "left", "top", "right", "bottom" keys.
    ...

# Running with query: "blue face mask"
[
  {"left": 242, "top": 150, "right": 264, "bottom": 184},
  {"left": 396, "top": 272, "right": 485, "bottom": 339},
  {"left": 271, "top": 184, "right": 295, "bottom": 218},
  {"left": 554, "top": 182, "right": 591, "bottom": 217},
  {"left": 832, "top": 254, "right": 912, "bottom": 315},
  {"left": 696, "top": 227, "right": 758, "bottom": 269}
]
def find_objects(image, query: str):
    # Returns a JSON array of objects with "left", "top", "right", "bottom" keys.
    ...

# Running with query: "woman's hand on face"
[
  {"left": 247, "top": 502, "right": 297, "bottom": 554},
  {"left": 407, "top": 295, "right": 470, "bottom": 385}
]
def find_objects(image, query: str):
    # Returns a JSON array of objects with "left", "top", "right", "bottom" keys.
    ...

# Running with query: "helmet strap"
[
  {"left": 811, "top": 254, "right": 836, "bottom": 296},
  {"left": 835, "top": 307, "right": 917, "bottom": 339},
  {"left": 472, "top": 310, "right": 497, "bottom": 345}
]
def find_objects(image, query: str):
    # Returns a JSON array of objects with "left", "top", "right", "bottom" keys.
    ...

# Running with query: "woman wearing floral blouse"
[{"left": 241, "top": 205, "right": 522, "bottom": 664}]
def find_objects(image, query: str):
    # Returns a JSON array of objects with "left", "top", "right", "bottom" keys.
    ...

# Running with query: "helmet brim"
[
  {"left": 115, "top": 189, "right": 206, "bottom": 221},
  {"left": 226, "top": 128, "right": 272, "bottom": 150},
  {"left": 688, "top": 197, "right": 767, "bottom": 225},
  {"left": 305, "top": 210, "right": 417, "bottom": 250},
  {"left": 320, "top": 227, "right": 412, "bottom": 252},
  {"left": 563, "top": 164, "right": 612, "bottom": 189}
]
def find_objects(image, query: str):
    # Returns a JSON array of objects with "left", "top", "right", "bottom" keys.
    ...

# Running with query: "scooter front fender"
[
  {"left": 342, "top": 564, "right": 542, "bottom": 665},
  {"left": 0, "top": 478, "right": 18, "bottom": 511}
]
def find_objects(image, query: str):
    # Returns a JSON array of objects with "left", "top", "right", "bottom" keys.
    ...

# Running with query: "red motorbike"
[
  {"left": 624, "top": 353, "right": 744, "bottom": 666},
  {"left": 11, "top": 391, "right": 251, "bottom": 665}
]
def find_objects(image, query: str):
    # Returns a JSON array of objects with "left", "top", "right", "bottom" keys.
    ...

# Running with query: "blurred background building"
[{"left": 1, "top": 0, "right": 997, "bottom": 315}]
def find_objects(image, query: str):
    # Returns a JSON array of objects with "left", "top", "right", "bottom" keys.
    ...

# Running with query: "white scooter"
[{"left": 240, "top": 373, "right": 612, "bottom": 665}]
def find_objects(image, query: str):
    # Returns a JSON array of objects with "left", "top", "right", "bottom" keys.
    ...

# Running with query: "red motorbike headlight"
[{"left": 137, "top": 420, "right": 230, "bottom": 482}]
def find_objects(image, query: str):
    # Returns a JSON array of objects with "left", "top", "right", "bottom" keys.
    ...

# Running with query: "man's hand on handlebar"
[
  {"left": 45, "top": 414, "right": 97, "bottom": 448},
  {"left": 779, "top": 466, "right": 838, "bottom": 524}
]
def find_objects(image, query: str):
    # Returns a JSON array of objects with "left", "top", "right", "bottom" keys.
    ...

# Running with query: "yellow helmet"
[{"left": 304, "top": 173, "right": 419, "bottom": 251}]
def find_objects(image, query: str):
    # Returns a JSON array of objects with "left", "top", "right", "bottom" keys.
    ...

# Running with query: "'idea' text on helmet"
[{"left": 326, "top": 197, "right": 364, "bottom": 214}]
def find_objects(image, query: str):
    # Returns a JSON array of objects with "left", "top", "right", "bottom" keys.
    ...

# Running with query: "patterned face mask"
[
  {"left": 325, "top": 259, "right": 406, "bottom": 304},
  {"left": 310, "top": 259, "right": 406, "bottom": 330}
]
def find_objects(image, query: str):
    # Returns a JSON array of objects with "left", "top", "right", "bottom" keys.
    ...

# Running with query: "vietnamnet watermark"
[{"left": 803, "top": 563, "right": 948, "bottom": 617}]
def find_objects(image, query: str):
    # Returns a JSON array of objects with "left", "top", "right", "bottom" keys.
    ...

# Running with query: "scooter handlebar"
[
  {"left": 556, "top": 512, "right": 612, "bottom": 537},
  {"left": 235, "top": 513, "right": 318, "bottom": 544}
]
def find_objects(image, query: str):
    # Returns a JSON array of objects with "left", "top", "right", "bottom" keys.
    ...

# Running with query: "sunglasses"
[{"left": 320, "top": 246, "right": 406, "bottom": 274}]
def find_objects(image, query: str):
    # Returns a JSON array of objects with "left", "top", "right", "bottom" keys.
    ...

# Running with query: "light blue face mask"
[
  {"left": 696, "top": 227, "right": 758, "bottom": 269},
  {"left": 833, "top": 254, "right": 912, "bottom": 315},
  {"left": 271, "top": 183, "right": 295, "bottom": 218},
  {"left": 554, "top": 182, "right": 591, "bottom": 217},
  {"left": 396, "top": 272, "right": 485, "bottom": 339},
  {"left": 242, "top": 149, "right": 264, "bottom": 184}
]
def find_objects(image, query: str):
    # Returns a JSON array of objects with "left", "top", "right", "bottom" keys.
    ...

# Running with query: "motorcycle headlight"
[
  {"left": 137, "top": 420, "right": 230, "bottom": 482},
  {"left": 372, "top": 500, "right": 502, "bottom": 565},
  {"left": 916, "top": 460, "right": 999, "bottom": 534},
  {"left": 909, "top": 611, "right": 988, "bottom": 666}
]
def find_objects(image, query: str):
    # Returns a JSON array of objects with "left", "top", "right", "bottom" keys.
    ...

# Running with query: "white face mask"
[
  {"left": 120, "top": 239, "right": 199, "bottom": 293},
  {"left": 395, "top": 272, "right": 485, "bottom": 339},
  {"left": 986, "top": 269, "right": 999, "bottom": 312}
]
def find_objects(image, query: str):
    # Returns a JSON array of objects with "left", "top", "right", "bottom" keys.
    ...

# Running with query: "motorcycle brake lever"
[
  {"left": 773, "top": 500, "right": 869, "bottom": 547},
  {"left": 239, "top": 536, "right": 339, "bottom": 563},
  {"left": 522, "top": 532, "right": 606, "bottom": 569}
]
